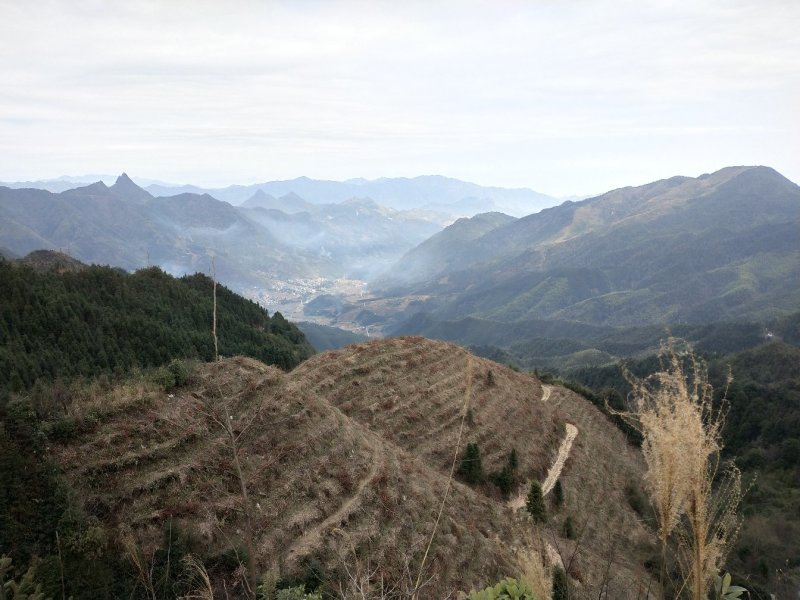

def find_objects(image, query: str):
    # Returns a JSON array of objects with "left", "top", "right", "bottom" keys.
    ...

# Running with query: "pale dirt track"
[
  {"left": 541, "top": 423, "right": 578, "bottom": 496},
  {"left": 509, "top": 384, "right": 580, "bottom": 569},
  {"left": 509, "top": 385, "right": 578, "bottom": 510},
  {"left": 540, "top": 384, "right": 553, "bottom": 403}
]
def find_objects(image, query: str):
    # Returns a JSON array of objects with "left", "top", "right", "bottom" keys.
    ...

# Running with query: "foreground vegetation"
[{"left": 563, "top": 341, "right": 800, "bottom": 597}]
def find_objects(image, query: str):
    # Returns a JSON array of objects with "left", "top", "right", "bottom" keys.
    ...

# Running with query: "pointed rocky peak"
[
  {"left": 111, "top": 172, "right": 153, "bottom": 202},
  {"left": 115, "top": 172, "right": 134, "bottom": 185},
  {"left": 242, "top": 188, "right": 278, "bottom": 208}
]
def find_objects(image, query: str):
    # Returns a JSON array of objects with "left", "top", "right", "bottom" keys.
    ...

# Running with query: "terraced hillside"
[{"left": 50, "top": 338, "right": 653, "bottom": 598}]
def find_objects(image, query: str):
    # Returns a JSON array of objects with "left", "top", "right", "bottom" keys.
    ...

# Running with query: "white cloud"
[{"left": 0, "top": 0, "right": 798, "bottom": 194}]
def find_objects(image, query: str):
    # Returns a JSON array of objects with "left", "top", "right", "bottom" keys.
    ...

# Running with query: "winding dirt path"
[
  {"left": 508, "top": 384, "right": 578, "bottom": 510},
  {"left": 540, "top": 384, "right": 553, "bottom": 403},
  {"left": 507, "top": 383, "right": 580, "bottom": 569},
  {"left": 286, "top": 444, "right": 383, "bottom": 563},
  {"left": 541, "top": 423, "right": 578, "bottom": 495}
]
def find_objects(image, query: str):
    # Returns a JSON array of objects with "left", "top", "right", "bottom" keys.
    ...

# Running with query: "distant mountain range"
[
  {"left": 4, "top": 165, "right": 798, "bottom": 341},
  {"left": 0, "top": 174, "right": 446, "bottom": 287},
  {"left": 1, "top": 174, "right": 557, "bottom": 218},
  {"left": 357, "top": 166, "right": 800, "bottom": 337}
]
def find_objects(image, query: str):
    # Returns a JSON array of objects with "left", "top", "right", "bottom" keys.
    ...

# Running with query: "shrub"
[
  {"left": 624, "top": 481, "right": 646, "bottom": 517},
  {"left": 562, "top": 516, "right": 575, "bottom": 540},
  {"left": 457, "top": 443, "right": 484, "bottom": 484},
  {"left": 42, "top": 417, "right": 78, "bottom": 442},
  {"left": 167, "top": 359, "right": 189, "bottom": 388},
  {"left": 274, "top": 585, "right": 322, "bottom": 600},
  {"left": 466, "top": 407, "right": 475, "bottom": 427},
  {"left": 551, "top": 567, "right": 568, "bottom": 600},
  {"left": 526, "top": 481, "right": 546, "bottom": 523},
  {"left": 467, "top": 576, "right": 536, "bottom": 599},
  {"left": 152, "top": 367, "right": 176, "bottom": 391}
]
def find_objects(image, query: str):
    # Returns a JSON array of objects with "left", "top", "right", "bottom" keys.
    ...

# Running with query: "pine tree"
[
  {"left": 457, "top": 443, "right": 483, "bottom": 484},
  {"left": 562, "top": 515, "right": 576, "bottom": 539},
  {"left": 492, "top": 448, "right": 519, "bottom": 497},
  {"left": 552, "top": 566, "right": 568, "bottom": 600},
  {"left": 526, "top": 480, "right": 546, "bottom": 523},
  {"left": 553, "top": 479, "right": 564, "bottom": 508},
  {"left": 492, "top": 465, "right": 515, "bottom": 497},
  {"left": 509, "top": 447, "right": 518, "bottom": 470}
]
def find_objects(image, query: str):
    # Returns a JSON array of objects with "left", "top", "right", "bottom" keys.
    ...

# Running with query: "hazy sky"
[{"left": 1, "top": 0, "right": 798, "bottom": 196}]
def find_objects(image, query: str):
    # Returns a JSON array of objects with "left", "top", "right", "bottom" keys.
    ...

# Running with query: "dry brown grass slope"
[
  {"left": 540, "top": 386, "right": 655, "bottom": 599},
  {"left": 50, "top": 338, "right": 653, "bottom": 598},
  {"left": 289, "top": 337, "right": 563, "bottom": 488}
]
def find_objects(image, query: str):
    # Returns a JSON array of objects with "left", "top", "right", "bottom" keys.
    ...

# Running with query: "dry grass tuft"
[{"left": 612, "top": 338, "right": 742, "bottom": 600}]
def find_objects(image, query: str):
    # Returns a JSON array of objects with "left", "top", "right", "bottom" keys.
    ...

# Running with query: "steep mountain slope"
[
  {"left": 0, "top": 178, "right": 295, "bottom": 286},
  {"left": 0, "top": 182, "right": 171, "bottom": 270},
  {"left": 48, "top": 339, "right": 652, "bottom": 598},
  {"left": 17, "top": 249, "right": 86, "bottom": 273},
  {"left": 385, "top": 166, "right": 800, "bottom": 328},
  {"left": 385, "top": 212, "right": 517, "bottom": 284}
]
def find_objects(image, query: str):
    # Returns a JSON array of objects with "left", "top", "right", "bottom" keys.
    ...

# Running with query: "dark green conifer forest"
[{"left": 0, "top": 260, "right": 314, "bottom": 393}]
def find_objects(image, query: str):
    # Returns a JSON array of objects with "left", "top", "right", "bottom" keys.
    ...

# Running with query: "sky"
[{"left": 1, "top": 0, "right": 798, "bottom": 196}]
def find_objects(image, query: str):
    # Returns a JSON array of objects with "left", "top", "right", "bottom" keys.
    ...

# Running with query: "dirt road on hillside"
[
  {"left": 286, "top": 444, "right": 383, "bottom": 563},
  {"left": 509, "top": 383, "right": 579, "bottom": 506},
  {"left": 507, "top": 384, "right": 580, "bottom": 569},
  {"left": 542, "top": 423, "right": 578, "bottom": 495},
  {"left": 540, "top": 384, "right": 553, "bottom": 403}
]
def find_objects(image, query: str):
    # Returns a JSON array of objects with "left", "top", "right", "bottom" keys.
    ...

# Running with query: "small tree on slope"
[{"left": 526, "top": 480, "right": 546, "bottom": 523}]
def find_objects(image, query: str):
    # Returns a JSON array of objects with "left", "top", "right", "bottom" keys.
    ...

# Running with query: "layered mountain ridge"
[
  {"left": 381, "top": 165, "right": 800, "bottom": 329},
  {"left": 0, "top": 174, "right": 445, "bottom": 287}
]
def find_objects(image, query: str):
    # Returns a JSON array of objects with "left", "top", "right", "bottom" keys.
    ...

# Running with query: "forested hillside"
[
  {"left": 381, "top": 166, "right": 800, "bottom": 331},
  {"left": 0, "top": 257, "right": 314, "bottom": 392}
]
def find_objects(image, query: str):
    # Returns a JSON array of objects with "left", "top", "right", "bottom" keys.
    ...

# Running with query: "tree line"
[{"left": 0, "top": 261, "right": 315, "bottom": 394}]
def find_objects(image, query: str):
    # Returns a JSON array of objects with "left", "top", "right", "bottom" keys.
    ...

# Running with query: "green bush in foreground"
[{"left": 467, "top": 576, "right": 536, "bottom": 600}]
